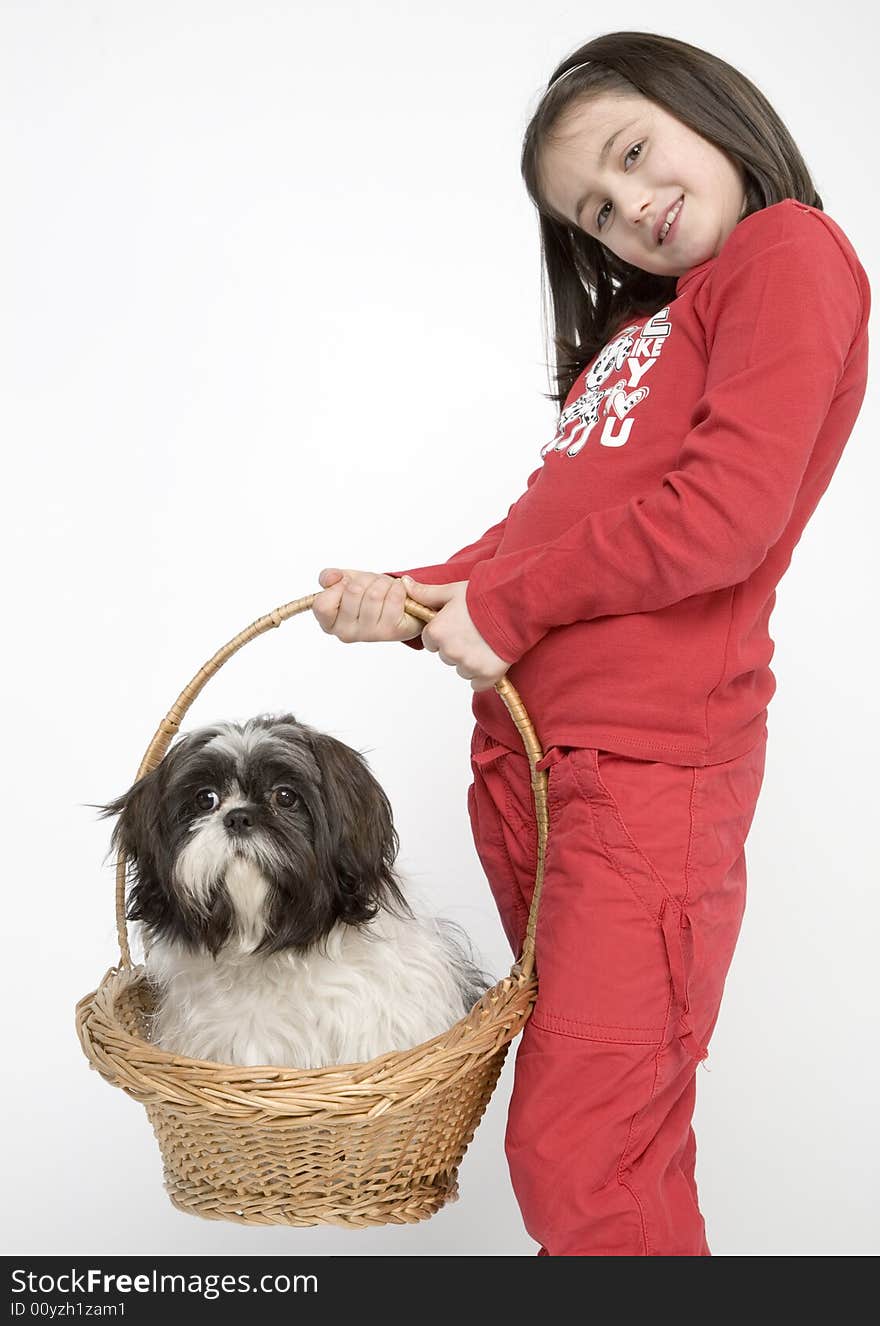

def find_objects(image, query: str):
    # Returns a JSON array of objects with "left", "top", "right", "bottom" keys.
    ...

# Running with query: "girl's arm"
[
  {"left": 462, "top": 213, "right": 870, "bottom": 667},
  {"left": 383, "top": 466, "right": 542, "bottom": 651}
]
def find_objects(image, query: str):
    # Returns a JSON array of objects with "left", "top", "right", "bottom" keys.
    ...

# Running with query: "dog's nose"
[{"left": 224, "top": 808, "right": 254, "bottom": 833}]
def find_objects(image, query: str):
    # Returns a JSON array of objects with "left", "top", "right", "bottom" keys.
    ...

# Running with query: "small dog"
[{"left": 96, "top": 713, "right": 493, "bottom": 1069}]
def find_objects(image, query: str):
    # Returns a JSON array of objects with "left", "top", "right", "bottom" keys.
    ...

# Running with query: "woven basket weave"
[{"left": 75, "top": 591, "right": 551, "bottom": 1227}]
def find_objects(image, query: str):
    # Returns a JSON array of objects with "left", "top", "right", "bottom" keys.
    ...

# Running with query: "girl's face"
[{"left": 538, "top": 91, "right": 749, "bottom": 278}]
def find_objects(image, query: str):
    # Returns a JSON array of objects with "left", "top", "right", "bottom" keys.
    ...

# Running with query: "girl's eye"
[
  {"left": 596, "top": 141, "right": 644, "bottom": 232},
  {"left": 272, "top": 786, "right": 298, "bottom": 809},
  {"left": 194, "top": 788, "right": 220, "bottom": 812}
]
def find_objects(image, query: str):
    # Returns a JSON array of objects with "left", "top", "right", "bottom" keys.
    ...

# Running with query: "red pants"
[{"left": 467, "top": 723, "right": 767, "bottom": 1256}]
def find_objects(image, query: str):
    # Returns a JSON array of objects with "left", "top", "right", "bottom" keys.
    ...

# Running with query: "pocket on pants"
[
  {"left": 576, "top": 749, "right": 704, "bottom": 1056},
  {"left": 534, "top": 742, "right": 765, "bottom": 1061},
  {"left": 531, "top": 746, "right": 707, "bottom": 1056},
  {"left": 590, "top": 750, "right": 698, "bottom": 913}
]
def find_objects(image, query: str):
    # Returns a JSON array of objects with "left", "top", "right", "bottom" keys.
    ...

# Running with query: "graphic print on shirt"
[{"left": 541, "top": 307, "right": 673, "bottom": 458}]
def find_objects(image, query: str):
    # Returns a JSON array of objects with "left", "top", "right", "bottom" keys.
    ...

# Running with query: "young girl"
[{"left": 311, "top": 31, "right": 870, "bottom": 1255}]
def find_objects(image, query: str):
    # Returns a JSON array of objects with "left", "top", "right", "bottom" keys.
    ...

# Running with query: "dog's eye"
[
  {"left": 272, "top": 786, "right": 298, "bottom": 809},
  {"left": 194, "top": 788, "right": 220, "bottom": 812}
]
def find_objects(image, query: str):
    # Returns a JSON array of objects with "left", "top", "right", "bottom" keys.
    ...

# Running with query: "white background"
[{"left": 2, "top": 0, "right": 877, "bottom": 1257}]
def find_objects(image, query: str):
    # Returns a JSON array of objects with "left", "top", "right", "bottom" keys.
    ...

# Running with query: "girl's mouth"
[{"left": 659, "top": 195, "right": 684, "bottom": 245}]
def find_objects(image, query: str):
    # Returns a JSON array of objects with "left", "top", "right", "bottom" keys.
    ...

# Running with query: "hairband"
[{"left": 547, "top": 61, "right": 592, "bottom": 92}]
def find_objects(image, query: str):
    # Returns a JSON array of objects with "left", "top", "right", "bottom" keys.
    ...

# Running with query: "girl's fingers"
[
  {"left": 379, "top": 577, "right": 408, "bottom": 633},
  {"left": 358, "top": 575, "right": 397, "bottom": 634},
  {"left": 335, "top": 572, "right": 386, "bottom": 636},
  {"left": 312, "top": 571, "right": 356, "bottom": 631},
  {"left": 333, "top": 576, "right": 362, "bottom": 631},
  {"left": 318, "top": 567, "right": 345, "bottom": 587},
  {"left": 314, "top": 570, "right": 408, "bottom": 640}
]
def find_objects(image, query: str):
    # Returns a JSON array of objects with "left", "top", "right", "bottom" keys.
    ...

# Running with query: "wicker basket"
[{"left": 76, "top": 590, "right": 551, "bottom": 1227}]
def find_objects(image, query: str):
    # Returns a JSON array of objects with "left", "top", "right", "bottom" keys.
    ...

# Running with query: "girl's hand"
[
  {"left": 312, "top": 568, "right": 424, "bottom": 642},
  {"left": 401, "top": 577, "right": 512, "bottom": 693}
]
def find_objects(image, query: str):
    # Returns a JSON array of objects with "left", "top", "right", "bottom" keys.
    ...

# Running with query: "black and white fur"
[{"left": 96, "top": 713, "right": 493, "bottom": 1069}]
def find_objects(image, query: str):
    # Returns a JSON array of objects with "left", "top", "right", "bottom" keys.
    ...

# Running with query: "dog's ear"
[
  {"left": 89, "top": 731, "right": 209, "bottom": 873},
  {"left": 90, "top": 762, "right": 170, "bottom": 923},
  {"left": 302, "top": 730, "right": 410, "bottom": 923},
  {"left": 94, "top": 765, "right": 162, "bottom": 863}
]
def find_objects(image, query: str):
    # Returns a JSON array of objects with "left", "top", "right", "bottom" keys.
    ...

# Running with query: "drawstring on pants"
[
  {"left": 660, "top": 898, "right": 709, "bottom": 1063},
  {"left": 535, "top": 746, "right": 568, "bottom": 773}
]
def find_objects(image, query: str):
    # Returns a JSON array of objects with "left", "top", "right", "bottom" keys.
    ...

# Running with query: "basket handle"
[{"left": 112, "top": 590, "right": 551, "bottom": 984}]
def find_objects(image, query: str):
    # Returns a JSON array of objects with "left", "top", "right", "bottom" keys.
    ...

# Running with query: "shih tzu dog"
[{"left": 96, "top": 713, "right": 493, "bottom": 1070}]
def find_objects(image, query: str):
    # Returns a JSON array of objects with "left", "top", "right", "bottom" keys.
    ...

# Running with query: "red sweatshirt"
[{"left": 385, "top": 200, "right": 871, "bottom": 766}]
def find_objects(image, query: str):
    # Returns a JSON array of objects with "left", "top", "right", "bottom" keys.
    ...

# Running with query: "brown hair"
[{"left": 522, "top": 31, "right": 823, "bottom": 408}]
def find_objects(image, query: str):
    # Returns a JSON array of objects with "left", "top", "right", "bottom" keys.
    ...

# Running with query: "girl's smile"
[
  {"left": 657, "top": 194, "right": 684, "bottom": 245},
  {"left": 537, "top": 91, "right": 749, "bottom": 278}
]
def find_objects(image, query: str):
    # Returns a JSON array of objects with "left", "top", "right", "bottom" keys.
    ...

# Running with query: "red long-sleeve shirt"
[{"left": 385, "top": 200, "right": 871, "bottom": 766}]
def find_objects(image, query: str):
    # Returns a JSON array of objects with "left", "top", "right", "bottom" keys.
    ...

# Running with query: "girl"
[{"left": 311, "top": 31, "right": 870, "bottom": 1255}]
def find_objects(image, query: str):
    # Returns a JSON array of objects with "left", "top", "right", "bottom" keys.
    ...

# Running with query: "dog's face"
[{"left": 97, "top": 713, "right": 409, "bottom": 957}]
